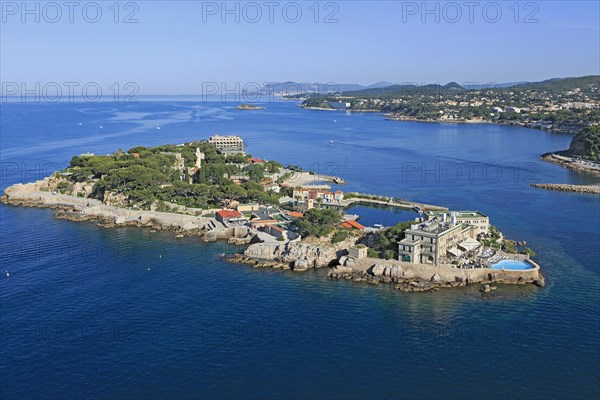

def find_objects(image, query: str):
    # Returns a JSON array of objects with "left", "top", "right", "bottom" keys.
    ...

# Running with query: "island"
[
  {"left": 1, "top": 135, "right": 545, "bottom": 293},
  {"left": 236, "top": 104, "right": 265, "bottom": 110}
]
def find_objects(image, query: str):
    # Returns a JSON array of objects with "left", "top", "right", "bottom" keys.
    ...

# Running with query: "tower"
[{"left": 195, "top": 148, "right": 205, "bottom": 168}]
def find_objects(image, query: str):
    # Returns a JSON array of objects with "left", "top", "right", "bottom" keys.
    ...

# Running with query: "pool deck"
[{"left": 491, "top": 259, "right": 535, "bottom": 270}]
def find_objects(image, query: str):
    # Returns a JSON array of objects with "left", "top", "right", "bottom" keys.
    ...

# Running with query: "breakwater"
[{"left": 531, "top": 183, "right": 600, "bottom": 195}]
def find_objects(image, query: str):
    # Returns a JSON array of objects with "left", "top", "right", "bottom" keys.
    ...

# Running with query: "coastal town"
[
  {"left": 292, "top": 76, "right": 600, "bottom": 134},
  {"left": 1, "top": 135, "right": 544, "bottom": 293}
]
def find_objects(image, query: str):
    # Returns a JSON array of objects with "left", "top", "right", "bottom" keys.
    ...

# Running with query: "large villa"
[{"left": 399, "top": 211, "right": 489, "bottom": 266}]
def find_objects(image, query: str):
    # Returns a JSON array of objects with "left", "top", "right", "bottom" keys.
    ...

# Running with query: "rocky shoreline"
[
  {"left": 327, "top": 259, "right": 544, "bottom": 293},
  {"left": 2, "top": 178, "right": 545, "bottom": 294},
  {"left": 540, "top": 153, "right": 600, "bottom": 177},
  {"left": 225, "top": 247, "right": 545, "bottom": 293},
  {"left": 300, "top": 105, "right": 583, "bottom": 134},
  {"left": 0, "top": 179, "right": 261, "bottom": 245}
]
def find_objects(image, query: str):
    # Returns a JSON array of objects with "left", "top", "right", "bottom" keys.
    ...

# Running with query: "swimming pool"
[{"left": 491, "top": 260, "right": 533, "bottom": 270}]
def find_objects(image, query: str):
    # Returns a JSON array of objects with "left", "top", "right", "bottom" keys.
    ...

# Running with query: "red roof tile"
[
  {"left": 341, "top": 220, "right": 365, "bottom": 230},
  {"left": 217, "top": 209, "right": 242, "bottom": 219}
]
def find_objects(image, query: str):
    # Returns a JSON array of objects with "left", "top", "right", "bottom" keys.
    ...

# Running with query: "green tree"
[{"left": 295, "top": 208, "right": 341, "bottom": 237}]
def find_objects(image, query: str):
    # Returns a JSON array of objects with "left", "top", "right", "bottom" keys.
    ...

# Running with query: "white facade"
[{"left": 208, "top": 135, "right": 245, "bottom": 153}]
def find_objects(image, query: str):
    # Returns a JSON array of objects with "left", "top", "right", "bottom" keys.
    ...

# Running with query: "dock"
[{"left": 332, "top": 195, "right": 448, "bottom": 212}]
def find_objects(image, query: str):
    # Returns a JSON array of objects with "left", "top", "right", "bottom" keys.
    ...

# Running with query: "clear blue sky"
[{"left": 1, "top": 1, "right": 599, "bottom": 94}]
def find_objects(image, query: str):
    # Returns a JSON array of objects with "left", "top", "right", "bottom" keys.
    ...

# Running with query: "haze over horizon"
[{"left": 1, "top": 1, "right": 599, "bottom": 94}]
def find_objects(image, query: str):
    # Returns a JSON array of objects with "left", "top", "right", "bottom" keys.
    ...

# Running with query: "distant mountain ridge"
[
  {"left": 260, "top": 81, "right": 398, "bottom": 94},
  {"left": 340, "top": 76, "right": 599, "bottom": 97},
  {"left": 343, "top": 81, "right": 465, "bottom": 96}
]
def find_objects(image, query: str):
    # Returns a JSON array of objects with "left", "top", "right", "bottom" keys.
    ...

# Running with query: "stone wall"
[{"left": 328, "top": 256, "right": 544, "bottom": 292}]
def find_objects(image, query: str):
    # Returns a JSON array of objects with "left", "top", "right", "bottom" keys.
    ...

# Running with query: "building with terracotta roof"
[
  {"left": 216, "top": 209, "right": 246, "bottom": 225},
  {"left": 341, "top": 220, "right": 365, "bottom": 230},
  {"left": 265, "top": 225, "right": 286, "bottom": 239}
]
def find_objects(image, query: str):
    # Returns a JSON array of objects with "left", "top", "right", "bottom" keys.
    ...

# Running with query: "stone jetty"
[{"left": 531, "top": 183, "right": 600, "bottom": 195}]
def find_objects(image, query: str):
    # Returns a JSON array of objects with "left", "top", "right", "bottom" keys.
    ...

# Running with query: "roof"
[
  {"left": 447, "top": 247, "right": 463, "bottom": 257},
  {"left": 287, "top": 211, "right": 304, "bottom": 218},
  {"left": 248, "top": 158, "right": 264, "bottom": 163},
  {"left": 251, "top": 219, "right": 278, "bottom": 224},
  {"left": 217, "top": 209, "right": 242, "bottom": 219},
  {"left": 270, "top": 226, "right": 284, "bottom": 232},
  {"left": 459, "top": 238, "right": 481, "bottom": 251},
  {"left": 341, "top": 220, "right": 365, "bottom": 230}
]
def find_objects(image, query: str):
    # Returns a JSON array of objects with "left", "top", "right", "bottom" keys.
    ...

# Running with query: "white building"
[
  {"left": 398, "top": 220, "right": 477, "bottom": 266},
  {"left": 208, "top": 135, "right": 245, "bottom": 154},
  {"left": 398, "top": 211, "right": 488, "bottom": 266},
  {"left": 426, "top": 210, "right": 489, "bottom": 236}
]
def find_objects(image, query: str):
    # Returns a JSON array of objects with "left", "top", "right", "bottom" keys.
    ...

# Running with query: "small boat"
[{"left": 329, "top": 140, "right": 334, "bottom": 144}]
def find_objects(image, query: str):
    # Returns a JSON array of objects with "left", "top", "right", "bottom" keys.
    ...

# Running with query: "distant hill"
[
  {"left": 261, "top": 81, "right": 396, "bottom": 95},
  {"left": 513, "top": 76, "right": 600, "bottom": 93},
  {"left": 342, "top": 82, "right": 465, "bottom": 97},
  {"left": 366, "top": 81, "right": 397, "bottom": 88},
  {"left": 337, "top": 76, "right": 600, "bottom": 97}
]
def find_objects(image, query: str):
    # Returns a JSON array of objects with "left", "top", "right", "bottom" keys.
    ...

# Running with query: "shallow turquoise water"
[
  {"left": 1, "top": 100, "right": 598, "bottom": 399},
  {"left": 491, "top": 260, "right": 533, "bottom": 270}
]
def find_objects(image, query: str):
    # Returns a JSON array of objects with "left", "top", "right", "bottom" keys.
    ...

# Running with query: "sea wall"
[{"left": 328, "top": 257, "right": 544, "bottom": 292}]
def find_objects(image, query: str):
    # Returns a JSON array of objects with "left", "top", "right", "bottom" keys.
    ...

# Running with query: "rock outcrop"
[{"left": 243, "top": 241, "right": 341, "bottom": 270}]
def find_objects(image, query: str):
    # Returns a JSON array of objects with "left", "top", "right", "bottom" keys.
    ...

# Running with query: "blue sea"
[{"left": 1, "top": 99, "right": 599, "bottom": 399}]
